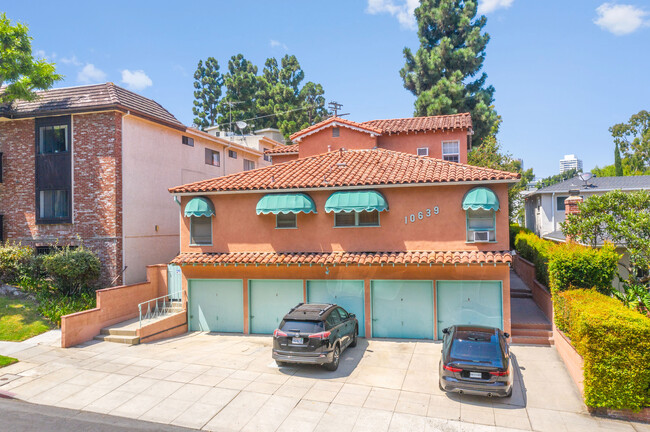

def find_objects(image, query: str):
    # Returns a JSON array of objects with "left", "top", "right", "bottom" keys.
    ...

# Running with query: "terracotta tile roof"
[
  {"left": 264, "top": 144, "right": 299, "bottom": 155},
  {"left": 361, "top": 113, "right": 472, "bottom": 134},
  {"left": 169, "top": 148, "right": 520, "bottom": 193},
  {"left": 172, "top": 250, "right": 512, "bottom": 265},
  {"left": 0, "top": 82, "right": 184, "bottom": 129},
  {"left": 290, "top": 117, "right": 382, "bottom": 141}
]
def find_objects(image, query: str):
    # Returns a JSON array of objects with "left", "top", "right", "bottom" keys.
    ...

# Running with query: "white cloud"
[
  {"left": 270, "top": 39, "right": 289, "bottom": 50},
  {"left": 366, "top": 0, "right": 419, "bottom": 30},
  {"left": 478, "top": 0, "right": 514, "bottom": 14},
  {"left": 77, "top": 64, "right": 107, "bottom": 84},
  {"left": 61, "top": 55, "right": 82, "bottom": 66},
  {"left": 121, "top": 69, "right": 153, "bottom": 91},
  {"left": 594, "top": 3, "right": 648, "bottom": 35}
]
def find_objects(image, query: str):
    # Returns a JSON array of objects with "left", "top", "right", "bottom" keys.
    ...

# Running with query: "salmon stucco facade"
[{"left": 169, "top": 115, "right": 520, "bottom": 340}]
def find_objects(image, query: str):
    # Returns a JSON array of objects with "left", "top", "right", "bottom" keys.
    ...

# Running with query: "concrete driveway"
[{"left": 0, "top": 333, "right": 647, "bottom": 432}]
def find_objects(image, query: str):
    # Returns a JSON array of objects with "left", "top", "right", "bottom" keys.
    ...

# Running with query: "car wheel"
[
  {"left": 350, "top": 329, "right": 358, "bottom": 347},
  {"left": 324, "top": 344, "right": 340, "bottom": 371}
]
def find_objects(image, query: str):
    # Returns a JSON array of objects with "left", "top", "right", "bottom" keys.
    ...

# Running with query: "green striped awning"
[
  {"left": 256, "top": 193, "right": 317, "bottom": 215},
  {"left": 184, "top": 197, "right": 215, "bottom": 217},
  {"left": 324, "top": 190, "right": 388, "bottom": 213},
  {"left": 462, "top": 187, "right": 500, "bottom": 211}
]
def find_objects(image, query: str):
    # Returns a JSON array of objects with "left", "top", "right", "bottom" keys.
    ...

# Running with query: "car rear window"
[
  {"left": 450, "top": 331, "right": 501, "bottom": 363},
  {"left": 281, "top": 320, "right": 324, "bottom": 333}
]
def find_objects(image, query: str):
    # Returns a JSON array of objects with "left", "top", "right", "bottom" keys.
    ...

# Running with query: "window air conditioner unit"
[{"left": 474, "top": 231, "right": 490, "bottom": 242}]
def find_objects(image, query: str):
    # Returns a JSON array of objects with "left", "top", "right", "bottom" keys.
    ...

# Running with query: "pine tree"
[
  {"left": 192, "top": 57, "right": 222, "bottom": 130},
  {"left": 0, "top": 13, "right": 62, "bottom": 103},
  {"left": 400, "top": 0, "right": 499, "bottom": 145},
  {"left": 217, "top": 54, "right": 259, "bottom": 132},
  {"left": 614, "top": 142, "right": 623, "bottom": 176}
]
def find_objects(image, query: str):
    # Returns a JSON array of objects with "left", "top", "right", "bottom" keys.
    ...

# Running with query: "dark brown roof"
[
  {"left": 169, "top": 148, "right": 520, "bottom": 194},
  {"left": 172, "top": 250, "right": 513, "bottom": 266},
  {"left": 0, "top": 83, "right": 184, "bottom": 130}
]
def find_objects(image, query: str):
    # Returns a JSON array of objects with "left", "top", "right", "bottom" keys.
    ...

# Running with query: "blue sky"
[{"left": 5, "top": 1, "right": 649, "bottom": 177}]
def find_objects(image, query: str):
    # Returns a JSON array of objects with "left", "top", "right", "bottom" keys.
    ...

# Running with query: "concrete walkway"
[{"left": 1, "top": 331, "right": 648, "bottom": 432}]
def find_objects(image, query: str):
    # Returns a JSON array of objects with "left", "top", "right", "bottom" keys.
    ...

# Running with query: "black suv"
[
  {"left": 272, "top": 303, "right": 358, "bottom": 371},
  {"left": 439, "top": 325, "right": 513, "bottom": 397}
]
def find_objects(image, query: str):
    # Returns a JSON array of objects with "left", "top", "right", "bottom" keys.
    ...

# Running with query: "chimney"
[{"left": 564, "top": 190, "right": 583, "bottom": 243}]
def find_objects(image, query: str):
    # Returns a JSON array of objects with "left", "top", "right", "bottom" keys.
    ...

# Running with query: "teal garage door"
[
  {"left": 188, "top": 280, "right": 244, "bottom": 332},
  {"left": 249, "top": 280, "right": 304, "bottom": 334},
  {"left": 307, "top": 280, "right": 365, "bottom": 337},
  {"left": 371, "top": 280, "right": 434, "bottom": 339},
  {"left": 436, "top": 281, "right": 503, "bottom": 339}
]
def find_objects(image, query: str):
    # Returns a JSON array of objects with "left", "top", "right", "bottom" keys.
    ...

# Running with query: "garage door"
[
  {"left": 249, "top": 280, "right": 304, "bottom": 334},
  {"left": 307, "top": 280, "right": 365, "bottom": 337},
  {"left": 371, "top": 280, "right": 434, "bottom": 339},
  {"left": 436, "top": 281, "right": 503, "bottom": 339},
  {"left": 188, "top": 279, "right": 244, "bottom": 332}
]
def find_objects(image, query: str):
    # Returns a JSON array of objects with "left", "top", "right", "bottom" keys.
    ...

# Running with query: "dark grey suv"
[
  {"left": 439, "top": 325, "right": 513, "bottom": 397},
  {"left": 272, "top": 303, "right": 358, "bottom": 371}
]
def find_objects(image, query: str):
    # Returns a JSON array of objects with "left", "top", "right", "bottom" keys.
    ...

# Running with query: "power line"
[{"left": 214, "top": 104, "right": 316, "bottom": 129}]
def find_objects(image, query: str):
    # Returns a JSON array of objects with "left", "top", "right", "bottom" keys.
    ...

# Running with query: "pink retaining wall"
[
  {"left": 512, "top": 255, "right": 553, "bottom": 321},
  {"left": 60, "top": 265, "right": 168, "bottom": 348}
]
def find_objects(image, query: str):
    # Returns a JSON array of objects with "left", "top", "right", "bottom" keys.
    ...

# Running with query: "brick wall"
[{"left": 0, "top": 111, "right": 124, "bottom": 287}]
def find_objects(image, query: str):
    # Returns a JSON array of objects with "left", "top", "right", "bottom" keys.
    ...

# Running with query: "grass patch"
[
  {"left": 0, "top": 355, "right": 18, "bottom": 368},
  {"left": 0, "top": 296, "right": 53, "bottom": 341}
]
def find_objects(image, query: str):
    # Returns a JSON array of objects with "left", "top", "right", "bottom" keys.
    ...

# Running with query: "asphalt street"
[{"left": 0, "top": 398, "right": 199, "bottom": 432}]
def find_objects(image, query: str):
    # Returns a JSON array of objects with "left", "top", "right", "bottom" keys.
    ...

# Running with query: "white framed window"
[
  {"left": 334, "top": 210, "right": 380, "bottom": 227},
  {"left": 417, "top": 147, "right": 429, "bottom": 157},
  {"left": 228, "top": 150, "right": 237, "bottom": 159},
  {"left": 466, "top": 209, "right": 496, "bottom": 242},
  {"left": 244, "top": 159, "right": 255, "bottom": 171},
  {"left": 190, "top": 216, "right": 212, "bottom": 245},
  {"left": 442, "top": 141, "right": 460, "bottom": 163},
  {"left": 276, "top": 213, "right": 297, "bottom": 228}
]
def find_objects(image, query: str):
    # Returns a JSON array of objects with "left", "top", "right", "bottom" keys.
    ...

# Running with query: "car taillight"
[
  {"left": 443, "top": 364, "right": 462, "bottom": 373},
  {"left": 273, "top": 329, "right": 287, "bottom": 338},
  {"left": 308, "top": 331, "right": 331, "bottom": 340},
  {"left": 489, "top": 370, "right": 510, "bottom": 376}
]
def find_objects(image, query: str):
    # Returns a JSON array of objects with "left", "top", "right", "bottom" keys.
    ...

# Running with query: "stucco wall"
[
  {"left": 377, "top": 130, "right": 469, "bottom": 163},
  {"left": 180, "top": 183, "right": 511, "bottom": 254},
  {"left": 270, "top": 154, "right": 298, "bottom": 164},
  {"left": 298, "top": 127, "right": 378, "bottom": 158}
]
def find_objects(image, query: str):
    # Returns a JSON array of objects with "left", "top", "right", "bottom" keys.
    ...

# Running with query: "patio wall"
[
  {"left": 512, "top": 255, "right": 553, "bottom": 320},
  {"left": 60, "top": 264, "right": 168, "bottom": 348}
]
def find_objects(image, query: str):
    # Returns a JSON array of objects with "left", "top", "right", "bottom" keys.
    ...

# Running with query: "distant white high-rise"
[{"left": 559, "top": 154, "right": 583, "bottom": 173}]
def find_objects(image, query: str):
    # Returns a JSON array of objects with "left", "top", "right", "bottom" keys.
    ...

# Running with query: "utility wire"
[{"left": 214, "top": 104, "right": 317, "bottom": 129}]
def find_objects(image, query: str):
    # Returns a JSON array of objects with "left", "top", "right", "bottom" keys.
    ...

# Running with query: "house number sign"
[{"left": 404, "top": 207, "right": 439, "bottom": 224}]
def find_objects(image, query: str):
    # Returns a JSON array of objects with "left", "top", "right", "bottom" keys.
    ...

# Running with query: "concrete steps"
[
  {"left": 511, "top": 289, "right": 533, "bottom": 299},
  {"left": 511, "top": 327, "right": 554, "bottom": 346},
  {"left": 93, "top": 333, "right": 140, "bottom": 345}
]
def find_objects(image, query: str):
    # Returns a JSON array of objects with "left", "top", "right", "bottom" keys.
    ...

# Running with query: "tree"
[
  {"left": 400, "top": 0, "right": 499, "bottom": 146},
  {"left": 467, "top": 124, "right": 534, "bottom": 223},
  {"left": 592, "top": 159, "right": 650, "bottom": 177},
  {"left": 561, "top": 190, "right": 650, "bottom": 312},
  {"left": 192, "top": 57, "right": 223, "bottom": 130},
  {"left": 537, "top": 169, "right": 578, "bottom": 189},
  {"left": 0, "top": 13, "right": 62, "bottom": 103},
  {"left": 614, "top": 142, "right": 623, "bottom": 176},
  {"left": 217, "top": 54, "right": 259, "bottom": 132},
  {"left": 610, "top": 110, "right": 650, "bottom": 174}
]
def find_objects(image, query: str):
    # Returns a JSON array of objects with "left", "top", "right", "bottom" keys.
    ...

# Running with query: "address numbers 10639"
[{"left": 404, "top": 207, "right": 439, "bottom": 224}]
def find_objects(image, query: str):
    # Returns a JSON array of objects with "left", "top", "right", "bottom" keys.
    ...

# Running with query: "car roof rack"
[
  {"left": 288, "top": 303, "right": 304, "bottom": 314},
  {"left": 318, "top": 304, "right": 336, "bottom": 316}
]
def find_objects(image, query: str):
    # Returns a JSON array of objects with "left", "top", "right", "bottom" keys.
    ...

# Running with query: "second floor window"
[
  {"left": 417, "top": 147, "right": 429, "bottom": 157},
  {"left": 39, "top": 125, "right": 68, "bottom": 154},
  {"left": 276, "top": 213, "right": 296, "bottom": 228},
  {"left": 244, "top": 159, "right": 255, "bottom": 171},
  {"left": 182, "top": 136, "right": 194, "bottom": 147},
  {"left": 442, "top": 141, "right": 460, "bottom": 163},
  {"left": 228, "top": 150, "right": 238, "bottom": 159},
  {"left": 190, "top": 216, "right": 212, "bottom": 245},
  {"left": 334, "top": 210, "right": 380, "bottom": 227},
  {"left": 205, "top": 149, "right": 220, "bottom": 166},
  {"left": 39, "top": 190, "right": 70, "bottom": 220},
  {"left": 263, "top": 148, "right": 271, "bottom": 162},
  {"left": 466, "top": 209, "right": 496, "bottom": 242}
]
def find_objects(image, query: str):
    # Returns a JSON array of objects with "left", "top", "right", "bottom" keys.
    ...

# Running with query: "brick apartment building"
[{"left": 0, "top": 83, "right": 280, "bottom": 286}]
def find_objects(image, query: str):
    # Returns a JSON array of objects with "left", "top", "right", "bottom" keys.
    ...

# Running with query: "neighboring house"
[
  {"left": 0, "top": 83, "right": 280, "bottom": 286},
  {"left": 524, "top": 175, "right": 650, "bottom": 238},
  {"left": 168, "top": 125, "right": 520, "bottom": 340},
  {"left": 204, "top": 126, "right": 285, "bottom": 169},
  {"left": 263, "top": 113, "right": 473, "bottom": 164}
]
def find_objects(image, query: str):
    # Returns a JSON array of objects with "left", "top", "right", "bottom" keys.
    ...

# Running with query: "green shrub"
[
  {"left": 35, "top": 290, "right": 96, "bottom": 327},
  {"left": 42, "top": 247, "right": 101, "bottom": 295},
  {"left": 555, "top": 289, "right": 650, "bottom": 410},
  {"left": 514, "top": 232, "right": 554, "bottom": 286},
  {"left": 0, "top": 243, "right": 33, "bottom": 284},
  {"left": 509, "top": 224, "right": 531, "bottom": 250},
  {"left": 548, "top": 242, "right": 620, "bottom": 295}
]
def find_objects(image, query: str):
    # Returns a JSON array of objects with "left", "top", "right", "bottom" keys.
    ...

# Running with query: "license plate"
[
  {"left": 469, "top": 372, "right": 482, "bottom": 379},
  {"left": 291, "top": 337, "right": 304, "bottom": 344}
]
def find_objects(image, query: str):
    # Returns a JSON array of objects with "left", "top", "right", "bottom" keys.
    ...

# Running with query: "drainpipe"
[{"left": 551, "top": 192, "right": 555, "bottom": 233}]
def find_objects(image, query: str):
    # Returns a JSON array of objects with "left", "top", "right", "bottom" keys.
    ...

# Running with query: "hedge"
[
  {"left": 555, "top": 289, "right": 650, "bottom": 410},
  {"left": 508, "top": 224, "right": 531, "bottom": 250},
  {"left": 0, "top": 243, "right": 33, "bottom": 284},
  {"left": 514, "top": 232, "right": 554, "bottom": 286},
  {"left": 42, "top": 247, "right": 101, "bottom": 295}
]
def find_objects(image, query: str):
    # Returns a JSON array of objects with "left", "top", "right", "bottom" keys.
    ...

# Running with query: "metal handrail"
[{"left": 138, "top": 292, "right": 183, "bottom": 328}]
